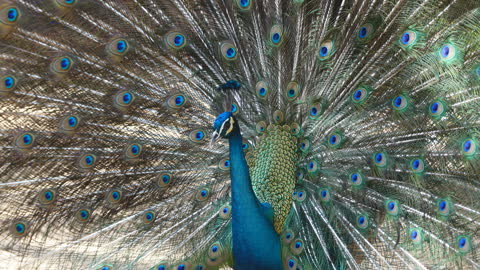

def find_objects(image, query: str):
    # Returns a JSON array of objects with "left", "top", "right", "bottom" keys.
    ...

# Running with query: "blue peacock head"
[{"left": 211, "top": 111, "right": 236, "bottom": 143}]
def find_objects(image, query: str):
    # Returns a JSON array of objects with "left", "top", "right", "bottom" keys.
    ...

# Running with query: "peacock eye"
[
  {"left": 318, "top": 40, "right": 334, "bottom": 60},
  {"left": 259, "top": 88, "right": 266, "bottom": 96},
  {"left": 327, "top": 131, "right": 344, "bottom": 148},
  {"left": 385, "top": 199, "right": 400, "bottom": 216},
  {"left": 256, "top": 81, "right": 269, "bottom": 99},
  {"left": 410, "top": 158, "right": 425, "bottom": 173},
  {"left": 357, "top": 24, "right": 373, "bottom": 40},
  {"left": 290, "top": 122, "right": 301, "bottom": 137},
  {"left": 373, "top": 152, "right": 388, "bottom": 167},
  {"left": 294, "top": 190, "right": 307, "bottom": 202},
  {"left": 208, "top": 242, "right": 224, "bottom": 259},
  {"left": 256, "top": 121, "right": 267, "bottom": 134},
  {"left": 270, "top": 25, "right": 284, "bottom": 46},
  {"left": 7, "top": 8, "right": 17, "bottom": 22},
  {"left": 22, "top": 134, "right": 32, "bottom": 145},
  {"left": 59, "top": 115, "right": 80, "bottom": 132},
  {"left": 68, "top": 116, "right": 77, "bottom": 127},
  {"left": 189, "top": 129, "right": 207, "bottom": 143},
  {"left": 61, "top": 58, "right": 70, "bottom": 69},
  {"left": 122, "top": 93, "right": 132, "bottom": 104},
  {"left": 3, "top": 76, "right": 15, "bottom": 89},
  {"left": 356, "top": 215, "right": 369, "bottom": 229},
  {"left": 408, "top": 227, "right": 424, "bottom": 245},
  {"left": 230, "top": 103, "right": 240, "bottom": 115},
  {"left": 79, "top": 153, "right": 97, "bottom": 169},
  {"left": 15, "top": 132, "right": 35, "bottom": 149},
  {"left": 318, "top": 188, "right": 331, "bottom": 203},
  {"left": 285, "top": 81, "right": 300, "bottom": 101},
  {"left": 285, "top": 256, "right": 297, "bottom": 269},
  {"left": 352, "top": 88, "right": 368, "bottom": 103},
  {"left": 125, "top": 143, "right": 142, "bottom": 159},
  {"left": 273, "top": 110, "right": 284, "bottom": 124},
  {"left": 437, "top": 43, "right": 461, "bottom": 64},
  {"left": 328, "top": 135, "right": 338, "bottom": 144},
  {"left": 349, "top": 171, "right": 366, "bottom": 188},
  {"left": 461, "top": 138, "right": 477, "bottom": 156},
  {"left": 0, "top": 6, "right": 19, "bottom": 24},
  {"left": 117, "top": 40, "right": 127, "bottom": 52},
  {"left": 75, "top": 208, "right": 92, "bottom": 222},
  {"left": 220, "top": 41, "right": 238, "bottom": 60},
  {"left": 440, "top": 44, "right": 453, "bottom": 59},
  {"left": 219, "top": 204, "right": 231, "bottom": 219},
  {"left": 289, "top": 239, "right": 304, "bottom": 255},
  {"left": 308, "top": 102, "right": 323, "bottom": 120},
  {"left": 51, "top": 56, "right": 74, "bottom": 74},
  {"left": 156, "top": 264, "right": 168, "bottom": 270},
  {"left": 282, "top": 229, "right": 295, "bottom": 244},
  {"left": 392, "top": 95, "right": 409, "bottom": 110},
  {"left": 16, "top": 223, "right": 25, "bottom": 233},
  {"left": 307, "top": 159, "right": 319, "bottom": 175},
  {"left": 114, "top": 91, "right": 135, "bottom": 107},
  {"left": 218, "top": 157, "right": 230, "bottom": 170},
  {"left": 457, "top": 235, "right": 471, "bottom": 253},
  {"left": 399, "top": 30, "right": 418, "bottom": 49},
  {"left": 165, "top": 31, "right": 187, "bottom": 49},
  {"left": 167, "top": 94, "right": 187, "bottom": 109},
  {"left": 437, "top": 198, "right": 453, "bottom": 217},
  {"left": 142, "top": 211, "right": 156, "bottom": 224},
  {"left": 236, "top": 0, "right": 252, "bottom": 10},
  {"left": 299, "top": 138, "right": 310, "bottom": 153},
  {"left": 429, "top": 100, "right": 445, "bottom": 117},
  {"left": 10, "top": 221, "right": 28, "bottom": 237},
  {"left": 157, "top": 173, "right": 172, "bottom": 188},
  {"left": 176, "top": 264, "right": 187, "bottom": 270},
  {"left": 80, "top": 210, "right": 89, "bottom": 219},
  {"left": 106, "top": 189, "right": 122, "bottom": 204},
  {"left": 38, "top": 189, "right": 57, "bottom": 205},
  {"left": 411, "top": 230, "right": 418, "bottom": 240},
  {"left": 296, "top": 169, "right": 305, "bottom": 181},
  {"left": 195, "top": 187, "right": 211, "bottom": 201}
]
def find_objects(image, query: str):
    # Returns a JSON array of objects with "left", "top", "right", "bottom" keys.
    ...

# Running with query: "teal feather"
[{"left": 0, "top": 0, "right": 479, "bottom": 269}]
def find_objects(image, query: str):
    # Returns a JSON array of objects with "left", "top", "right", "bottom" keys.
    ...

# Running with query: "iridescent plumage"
[{"left": 0, "top": 0, "right": 479, "bottom": 269}]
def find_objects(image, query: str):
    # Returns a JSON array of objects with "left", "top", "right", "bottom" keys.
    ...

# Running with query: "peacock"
[{"left": 1, "top": 0, "right": 480, "bottom": 269}]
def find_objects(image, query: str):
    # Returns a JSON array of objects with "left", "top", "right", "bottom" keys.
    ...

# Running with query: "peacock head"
[{"left": 211, "top": 112, "right": 237, "bottom": 143}]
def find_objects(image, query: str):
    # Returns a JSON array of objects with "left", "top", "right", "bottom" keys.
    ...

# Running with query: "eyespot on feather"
[
  {"left": 14, "top": 132, "right": 35, "bottom": 150},
  {"left": 156, "top": 173, "right": 172, "bottom": 188},
  {"left": 195, "top": 187, "right": 211, "bottom": 202},
  {"left": 220, "top": 41, "right": 238, "bottom": 61},
  {"left": 78, "top": 153, "right": 97, "bottom": 170},
  {"left": 74, "top": 208, "right": 92, "bottom": 223},
  {"left": 38, "top": 189, "right": 57, "bottom": 205}
]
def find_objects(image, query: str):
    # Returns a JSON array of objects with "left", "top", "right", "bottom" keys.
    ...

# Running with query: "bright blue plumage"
[
  {"left": 0, "top": 0, "right": 479, "bottom": 269},
  {"left": 213, "top": 113, "right": 282, "bottom": 269}
]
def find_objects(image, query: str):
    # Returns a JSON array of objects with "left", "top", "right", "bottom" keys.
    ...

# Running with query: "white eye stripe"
[
  {"left": 218, "top": 116, "right": 234, "bottom": 136},
  {"left": 226, "top": 117, "right": 235, "bottom": 135},
  {"left": 218, "top": 118, "right": 228, "bottom": 134}
]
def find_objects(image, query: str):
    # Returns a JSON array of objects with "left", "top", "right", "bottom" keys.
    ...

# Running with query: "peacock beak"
[{"left": 210, "top": 130, "right": 221, "bottom": 146}]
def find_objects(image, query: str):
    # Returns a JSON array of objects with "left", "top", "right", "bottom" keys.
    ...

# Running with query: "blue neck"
[{"left": 229, "top": 128, "right": 283, "bottom": 270}]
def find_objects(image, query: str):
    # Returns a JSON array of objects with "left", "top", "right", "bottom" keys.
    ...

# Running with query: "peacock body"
[{"left": 0, "top": 0, "right": 479, "bottom": 269}]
